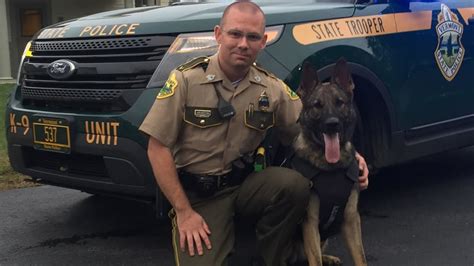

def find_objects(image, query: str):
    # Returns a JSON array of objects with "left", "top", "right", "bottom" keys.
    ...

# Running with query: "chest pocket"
[
  {"left": 184, "top": 107, "right": 223, "bottom": 128},
  {"left": 244, "top": 110, "right": 274, "bottom": 131}
]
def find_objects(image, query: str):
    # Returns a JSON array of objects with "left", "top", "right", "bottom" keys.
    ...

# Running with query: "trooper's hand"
[
  {"left": 176, "top": 208, "right": 212, "bottom": 256},
  {"left": 355, "top": 152, "right": 369, "bottom": 190}
]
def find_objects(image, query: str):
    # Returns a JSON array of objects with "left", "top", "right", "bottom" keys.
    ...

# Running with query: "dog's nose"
[{"left": 324, "top": 117, "right": 340, "bottom": 132}]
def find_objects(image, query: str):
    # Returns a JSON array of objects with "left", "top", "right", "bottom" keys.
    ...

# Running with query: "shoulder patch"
[
  {"left": 157, "top": 72, "right": 178, "bottom": 99},
  {"left": 177, "top": 56, "right": 210, "bottom": 72},
  {"left": 280, "top": 80, "right": 300, "bottom": 100}
]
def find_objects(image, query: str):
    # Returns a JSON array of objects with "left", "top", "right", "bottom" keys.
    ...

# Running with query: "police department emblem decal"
[{"left": 434, "top": 4, "right": 464, "bottom": 82}]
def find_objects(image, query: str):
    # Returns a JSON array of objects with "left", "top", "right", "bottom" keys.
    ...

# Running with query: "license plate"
[{"left": 33, "top": 117, "right": 71, "bottom": 153}]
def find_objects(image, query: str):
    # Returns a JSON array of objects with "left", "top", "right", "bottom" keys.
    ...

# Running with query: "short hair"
[{"left": 219, "top": 1, "right": 266, "bottom": 31}]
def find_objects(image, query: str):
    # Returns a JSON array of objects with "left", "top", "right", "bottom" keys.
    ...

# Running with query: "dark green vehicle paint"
[{"left": 5, "top": 0, "right": 474, "bottom": 210}]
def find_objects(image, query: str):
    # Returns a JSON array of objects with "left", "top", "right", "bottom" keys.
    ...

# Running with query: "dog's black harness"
[{"left": 285, "top": 154, "right": 359, "bottom": 241}]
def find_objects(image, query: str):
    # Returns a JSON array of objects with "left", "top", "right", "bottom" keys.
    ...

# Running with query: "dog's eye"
[
  {"left": 312, "top": 100, "right": 323, "bottom": 108},
  {"left": 336, "top": 98, "right": 345, "bottom": 107}
]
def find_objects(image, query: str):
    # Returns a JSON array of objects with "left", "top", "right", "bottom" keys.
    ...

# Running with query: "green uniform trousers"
[{"left": 170, "top": 166, "right": 310, "bottom": 266}]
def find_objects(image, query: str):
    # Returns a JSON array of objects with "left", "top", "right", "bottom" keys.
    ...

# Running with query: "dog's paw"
[{"left": 322, "top": 255, "right": 342, "bottom": 266}]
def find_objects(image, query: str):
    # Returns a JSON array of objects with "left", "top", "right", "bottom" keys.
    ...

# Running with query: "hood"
[{"left": 35, "top": 1, "right": 355, "bottom": 40}]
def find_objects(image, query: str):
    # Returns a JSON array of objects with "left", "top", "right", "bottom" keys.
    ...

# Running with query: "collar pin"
[{"left": 206, "top": 74, "right": 215, "bottom": 81}]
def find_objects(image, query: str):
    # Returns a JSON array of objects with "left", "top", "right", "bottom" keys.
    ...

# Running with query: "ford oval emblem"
[{"left": 47, "top": 59, "right": 76, "bottom": 80}]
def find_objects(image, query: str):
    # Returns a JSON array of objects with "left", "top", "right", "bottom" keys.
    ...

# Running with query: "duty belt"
[{"left": 179, "top": 171, "right": 244, "bottom": 197}]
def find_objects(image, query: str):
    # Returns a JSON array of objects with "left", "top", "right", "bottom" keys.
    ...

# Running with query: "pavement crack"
[{"left": 25, "top": 228, "right": 145, "bottom": 249}]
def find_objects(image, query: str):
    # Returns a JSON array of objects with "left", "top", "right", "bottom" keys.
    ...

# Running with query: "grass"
[{"left": 0, "top": 84, "right": 38, "bottom": 191}]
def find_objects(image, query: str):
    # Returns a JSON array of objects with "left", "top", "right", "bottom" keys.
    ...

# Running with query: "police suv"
[{"left": 5, "top": 0, "right": 474, "bottom": 210}]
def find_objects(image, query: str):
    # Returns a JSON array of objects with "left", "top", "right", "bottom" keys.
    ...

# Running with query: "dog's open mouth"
[{"left": 323, "top": 133, "right": 340, "bottom": 163}]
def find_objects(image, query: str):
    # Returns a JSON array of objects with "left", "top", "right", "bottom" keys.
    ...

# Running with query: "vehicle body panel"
[{"left": 5, "top": 0, "right": 474, "bottom": 206}]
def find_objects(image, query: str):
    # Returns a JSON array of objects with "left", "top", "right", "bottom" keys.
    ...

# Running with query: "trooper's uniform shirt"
[{"left": 139, "top": 54, "right": 301, "bottom": 175}]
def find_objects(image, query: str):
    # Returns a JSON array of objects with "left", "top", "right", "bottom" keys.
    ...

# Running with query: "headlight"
[
  {"left": 16, "top": 41, "right": 33, "bottom": 85},
  {"left": 147, "top": 25, "right": 284, "bottom": 88}
]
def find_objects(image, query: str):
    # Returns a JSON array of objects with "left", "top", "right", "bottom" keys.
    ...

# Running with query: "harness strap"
[
  {"left": 315, "top": 159, "right": 359, "bottom": 240},
  {"left": 281, "top": 147, "right": 359, "bottom": 241}
]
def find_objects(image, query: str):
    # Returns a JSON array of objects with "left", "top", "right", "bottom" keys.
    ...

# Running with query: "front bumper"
[{"left": 5, "top": 86, "right": 158, "bottom": 199}]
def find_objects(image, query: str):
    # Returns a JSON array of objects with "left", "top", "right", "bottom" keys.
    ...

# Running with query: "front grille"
[
  {"left": 31, "top": 37, "right": 152, "bottom": 51},
  {"left": 22, "top": 87, "right": 122, "bottom": 102},
  {"left": 21, "top": 35, "right": 175, "bottom": 112},
  {"left": 25, "top": 147, "right": 108, "bottom": 180}
]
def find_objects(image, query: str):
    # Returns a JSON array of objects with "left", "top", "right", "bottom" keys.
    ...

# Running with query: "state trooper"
[{"left": 140, "top": 1, "right": 368, "bottom": 265}]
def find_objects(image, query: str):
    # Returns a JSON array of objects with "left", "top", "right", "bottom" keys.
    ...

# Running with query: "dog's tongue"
[{"left": 323, "top": 133, "right": 340, "bottom": 163}]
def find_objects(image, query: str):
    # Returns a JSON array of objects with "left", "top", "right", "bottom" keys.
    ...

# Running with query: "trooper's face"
[{"left": 215, "top": 8, "right": 267, "bottom": 76}]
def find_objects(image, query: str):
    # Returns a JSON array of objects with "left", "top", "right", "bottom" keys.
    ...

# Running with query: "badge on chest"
[{"left": 244, "top": 90, "right": 274, "bottom": 131}]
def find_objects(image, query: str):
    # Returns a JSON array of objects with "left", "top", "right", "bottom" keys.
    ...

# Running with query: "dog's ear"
[
  {"left": 331, "top": 58, "right": 354, "bottom": 95},
  {"left": 297, "top": 61, "right": 319, "bottom": 99}
]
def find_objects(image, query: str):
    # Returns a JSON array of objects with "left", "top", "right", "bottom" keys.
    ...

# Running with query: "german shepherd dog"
[{"left": 288, "top": 58, "right": 367, "bottom": 266}]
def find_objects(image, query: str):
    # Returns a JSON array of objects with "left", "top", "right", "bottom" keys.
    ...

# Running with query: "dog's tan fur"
[
  {"left": 294, "top": 133, "right": 366, "bottom": 266},
  {"left": 294, "top": 59, "right": 367, "bottom": 266}
]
